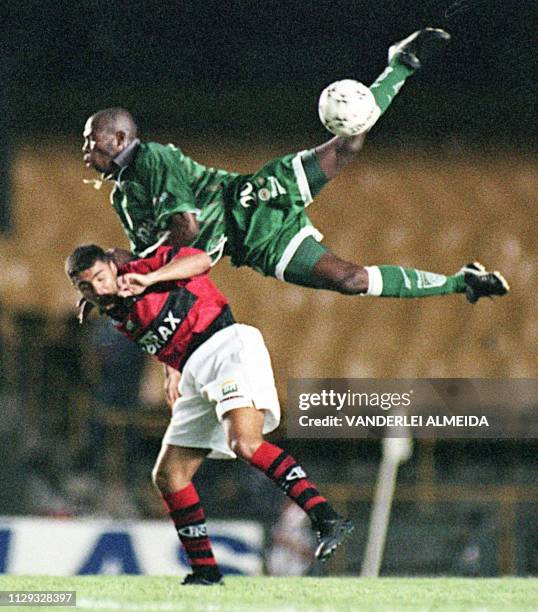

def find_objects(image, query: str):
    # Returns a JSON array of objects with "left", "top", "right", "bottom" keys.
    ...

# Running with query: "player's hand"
[
  {"left": 76, "top": 297, "right": 94, "bottom": 324},
  {"left": 117, "top": 273, "right": 151, "bottom": 297},
  {"left": 164, "top": 365, "right": 181, "bottom": 407}
]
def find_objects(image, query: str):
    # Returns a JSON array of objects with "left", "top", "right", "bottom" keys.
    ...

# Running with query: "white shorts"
[{"left": 162, "top": 324, "right": 281, "bottom": 459}]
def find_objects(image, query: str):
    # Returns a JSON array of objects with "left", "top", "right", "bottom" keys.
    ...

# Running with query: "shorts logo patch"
[{"left": 221, "top": 380, "right": 238, "bottom": 396}]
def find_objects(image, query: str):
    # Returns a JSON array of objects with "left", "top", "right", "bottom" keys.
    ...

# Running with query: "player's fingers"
[
  {"left": 121, "top": 273, "right": 136, "bottom": 286},
  {"left": 165, "top": 380, "right": 180, "bottom": 407},
  {"left": 165, "top": 388, "right": 175, "bottom": 407},
  {"left": 125, "top": 273, "right": 147, "bottom": 288},
  {"left": 117, "top": 275, "right": 130, "bottom": 290},
  {"left": 117, "top": 280, "right": 140, "bottom": 297}
]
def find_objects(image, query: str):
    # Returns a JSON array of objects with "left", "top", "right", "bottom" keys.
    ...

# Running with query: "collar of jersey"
[{"left": 102, "top": 139, "right": 141, "bottom": 183}]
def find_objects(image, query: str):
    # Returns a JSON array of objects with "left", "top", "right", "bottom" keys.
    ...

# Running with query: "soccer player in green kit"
[{"left": 82, "top": 29, "right": 508, "bottom": 305}]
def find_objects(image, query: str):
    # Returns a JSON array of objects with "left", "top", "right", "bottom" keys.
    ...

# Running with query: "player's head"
[
  {"left": 82, "top": 107, "right": 138, "bottom": 174},
  {"left": 65, "top": 244, "right": 120, "bottom": 309}
]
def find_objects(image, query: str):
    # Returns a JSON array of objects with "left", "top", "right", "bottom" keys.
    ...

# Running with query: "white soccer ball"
[{"left": 318, "top": 79, "right": 380, "bottom": 136}]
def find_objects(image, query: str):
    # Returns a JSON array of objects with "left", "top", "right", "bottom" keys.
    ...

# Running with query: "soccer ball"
[{"left": 318, "top": 79, "right": 380, "bottom": 136}]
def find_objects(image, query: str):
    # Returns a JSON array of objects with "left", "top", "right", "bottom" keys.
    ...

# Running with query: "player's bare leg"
[
  {"left": 315, "top": 132, "right": 367, "bottom": 180},
  {"left": 222, "top": 407, "right": 265, "bottom": 461},
  {"left": 153, "top": 445, "right": 223, "bottom": 586},
  {"left": 152, "top": 444, "right": 207, "bottom": 494},
  {"left": 315, "top": 28, "right": 451, "bottom": 180},
  {"left": 223, "top": 407, "right": 354, "bottom": 561},
  {"left": 310, "top": 252, "right": 369, "bottom": 294},
  {"left": 285, "top": 246, "right": 509, "bottom": 303},
  {"left": 275, "top": 29, "right": 506, "bottom": 301}
]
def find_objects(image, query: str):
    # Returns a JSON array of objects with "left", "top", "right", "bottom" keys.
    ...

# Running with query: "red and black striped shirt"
[{"left": 111, "top": 246, "right": 234, "bottom": 370}]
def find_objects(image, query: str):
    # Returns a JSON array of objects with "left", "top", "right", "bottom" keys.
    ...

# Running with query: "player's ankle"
[
  {"left": 388, "top": 55, "right": 416, "bottom": 74},
  {"left": 193, "top": 565, "right": 223, "bottom": 580},
  {"left": 309, "top": 501, "right": 340, "bottom": 525}
]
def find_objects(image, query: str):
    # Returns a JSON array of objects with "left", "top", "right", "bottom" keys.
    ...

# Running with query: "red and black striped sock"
[
  {"left": 249, "top": 441, "right": 339, "bottom": 523},
  {"left": 162, "top": 483, "right": 221, "bottom": 578}
]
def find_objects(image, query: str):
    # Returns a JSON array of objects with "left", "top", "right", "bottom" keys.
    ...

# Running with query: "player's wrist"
[{"left": 145, "top": 271, "right": 159, "bottom": 286}]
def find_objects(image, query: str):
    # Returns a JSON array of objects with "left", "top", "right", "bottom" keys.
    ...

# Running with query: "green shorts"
[{"left": 224, "top": 149, "right": 328, "bottom": 279}]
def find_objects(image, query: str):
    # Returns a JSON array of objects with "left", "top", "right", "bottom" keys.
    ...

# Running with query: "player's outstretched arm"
[{"left": 118, "top": 252, "right": 211, "bottom": 296}]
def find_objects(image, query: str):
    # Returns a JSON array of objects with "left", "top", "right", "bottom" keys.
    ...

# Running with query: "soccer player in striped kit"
[{"left": 66, "top": 244, "right": 353, "bottom": 585}]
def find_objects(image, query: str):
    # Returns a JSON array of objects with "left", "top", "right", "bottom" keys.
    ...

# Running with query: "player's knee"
[
  {"left": 151, "top": 464, "right": 170, "bottom": 493},
  {"left": 152, "top": 462, "right": 189, "bottom": 494},
  {"left": 228, "top": 435, "right": 264, "bottom": 461}
]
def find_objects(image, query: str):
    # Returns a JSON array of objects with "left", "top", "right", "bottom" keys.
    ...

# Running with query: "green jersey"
[
  {"left": 110, "top": 142, "right": 236, "bottom": 257},
  {"left": 109, "top": 141, "right": 325, "bottom": 278}
]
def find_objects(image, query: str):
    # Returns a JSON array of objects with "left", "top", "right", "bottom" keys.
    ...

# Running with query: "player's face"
[
  {"left": 82, "top": 117, "right": 121, "bottom": 174},
  {"left": 74, "top": 259, "right": 120, "bottom": 309}
]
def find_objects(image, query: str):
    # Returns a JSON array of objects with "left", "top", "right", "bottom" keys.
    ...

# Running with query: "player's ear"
[{"left": 116, "top": 130, "right": 128, "bottom": 149}]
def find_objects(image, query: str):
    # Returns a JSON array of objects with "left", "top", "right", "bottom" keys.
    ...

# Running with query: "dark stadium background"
[
  {"left": 3, "top": 0, "right": 537, "bottom": 141},
  {"left": 0, "top": 0, "right": 536, "bottom": 577}
]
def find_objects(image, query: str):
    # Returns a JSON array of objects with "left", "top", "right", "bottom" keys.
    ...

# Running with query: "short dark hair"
[
  {"left": 92, "top": 107, "right": 138, "bottom": 139},
  {"left": 65, "top": 244, "right": 110, "bottom": 280}
]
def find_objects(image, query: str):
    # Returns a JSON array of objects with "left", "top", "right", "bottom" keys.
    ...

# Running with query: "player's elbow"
[
  {"left": 168, "top": 226, "right": 199, "bottom": 247},
  {"left": 191, "top": 252, "right": 212, "bottom": 275},
  {"left": 200, "top": 252, "right": 212, "bottom": 272},
  {"left": 168, "top": 213, "right": 200, "bottom": 247},
  {"left": 181, "top": 225, "right": 200, "bottom": 245}
]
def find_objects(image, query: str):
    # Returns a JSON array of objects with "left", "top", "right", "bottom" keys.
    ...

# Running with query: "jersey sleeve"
[
  {"left": 121, "top": 246, "right": 206, "bottom": 275},
  {"left": 143, "top": 145, "right": 198, "bottom": 227},
  {"left": 170, "top": 246, "right": 205, "bottom": 260}
]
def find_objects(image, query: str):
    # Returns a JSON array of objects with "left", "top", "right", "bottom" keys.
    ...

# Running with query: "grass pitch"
[{"left": 0, "top": 576, "right": 537, "bottom": 611}]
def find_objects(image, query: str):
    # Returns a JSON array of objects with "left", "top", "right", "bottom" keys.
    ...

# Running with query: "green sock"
[
  {"left": 369, "top": 59, "right": 414, "bottom": 115},
  {"left": 366, "top": 265, "right": 466, "bottom": 298}
]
